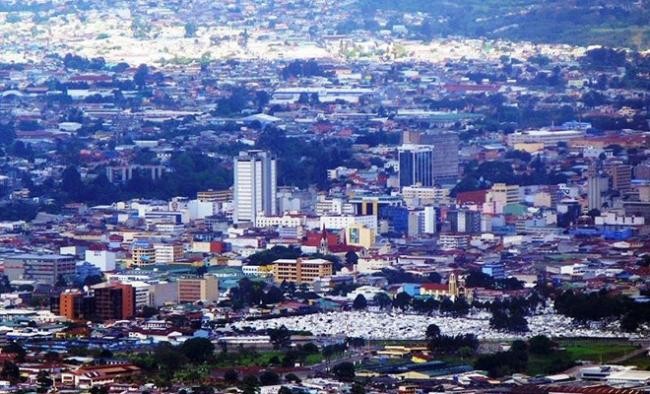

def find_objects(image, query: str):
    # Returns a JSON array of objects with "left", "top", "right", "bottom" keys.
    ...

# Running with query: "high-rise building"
[
  {"left": 177, "top": 275, "right": 219, "bottom": 303},
  {"left": 234, "top": 150, "right": 277, "bottom": 223},
  {"left": 399, "top": 145, "right": 434, "bottom": 187},
  {"left": 587, "top": 175, "right": 608, "bottom": 211},
  {"left": 448, "top": 208, "right": 482, "bottom": 234},
  {"left": 400, "top": 130, "right": 460, "bottom": 185},
  {"left": 92, "top": 283, "right": 135, "bottom": 321},
  {"left": 53, "top": 289, "right": 95, "bottom": 321},
  {"left": 420, "top": 131, "right": 460, "bottom": 184},
  {"left": 423, "top": 206, "right": 437, "bottom": 235},
  {"left": 604, "top": 161, "right": 632, "bottom": 193}
]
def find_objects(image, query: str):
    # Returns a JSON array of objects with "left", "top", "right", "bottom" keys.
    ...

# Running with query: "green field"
[
  {"left": 560, "top": 339, "right": 637, "bottom": 362},
  {"left": 624, "top": 354, "right": 650, "bottom": 371},
  {"left": 527, "top": 339, "right": 639, "bottom": 376}
]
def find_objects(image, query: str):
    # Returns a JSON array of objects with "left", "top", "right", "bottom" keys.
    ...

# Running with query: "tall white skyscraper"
[
  {"left": 234, "top": 150, "right": 277, "bottom": 224},
  {"left": 423, "top": 206, "right": 437, "bottom": 234}
]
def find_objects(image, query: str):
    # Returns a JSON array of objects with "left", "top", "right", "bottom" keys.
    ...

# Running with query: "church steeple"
[
  {"left": 319, "top": 226, "right": 329, "bottom": 255},
  {"left": 448, "top": 272, "right": 458, "bottom": 300}
]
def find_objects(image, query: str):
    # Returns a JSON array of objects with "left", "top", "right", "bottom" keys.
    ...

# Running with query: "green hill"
[{"left": 357, "top": 0, "right": 650, "bottom": 50}]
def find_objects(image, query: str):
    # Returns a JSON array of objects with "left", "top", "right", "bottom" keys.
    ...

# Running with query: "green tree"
[
  {"left": 0, "top": 361, "right": 20, "bottom": 384},
  {"left": 241, "top": 374, "right": 260, "bottom": 394},
  {"left": 331, "top": 361, "right": 355, "bottom": 382},
  {"left": 184, "top": 22, "right": 198, "bottom": 38},
  {"left": 393, "top": 292, "right": 412, "bottom": 310},
  {"left": 285, "top": 373, "right": 300, "bottom": 383},
  {"left": 89, "top": 387, "right": 109, "bottom": 394},
  {"left": 352, "top": 294, "right": 367, "bottom": 310},
  {"left": 351, "top": 383, "right": 366, "bottom": 394},
  {"left": 425, "top": 324, "right": 441, "bottom": 340},
  {"left": 528, "top": 335, "right": 553, "bottom": 355},
  {"left": 259, "top": 370, "right": 280, "bottom": 385},
  {"left": 373, "top": 292, "right": 391, "bottom": 310},
  {"left": 345, "top": 251, "right": 358, "bottom": 265},
  {"left": 61, "top": 166, "right": 83, "bottom": 201},
  {"left": 180, "top": 337, "right": 215, "bottom": 364},
  {"left": 133, "top": 64, "right": 149, "bottom": 89},
  {"left": 224, "top": 369, "right": 239, "bottom": 384},
  {"left": 268, "top": 325, "right": 291, "bottom": 349}
]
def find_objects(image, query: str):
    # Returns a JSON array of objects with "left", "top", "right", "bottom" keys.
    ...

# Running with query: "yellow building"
[
  {"left": 153, "top": 243, "right": 183, "bottom": 264},
  {"left": 197, "top": 189, "right": 232, "bottom": 203},
  {"left": 489, "top": 183, "right": 520, "bottom": 204},
  {"left": 513, "top": 142, "right": 545, "bottom": 153},
  {"left": 130, "top": 240, "right": 155, "bottom": 267},
  {"left": 345, "top": 224, "right": 375, "bottom": 249},
  {"left": 271, "top": 258, "right": 333, "bottom": 284}
]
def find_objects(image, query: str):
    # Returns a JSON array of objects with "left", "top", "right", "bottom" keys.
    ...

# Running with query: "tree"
[
  {"left": 458, "top": 346, "right": 474, "bottom": 359},
  {"left": 241, "top": 374, "right": 260, "bottom": 394},
  {"left": 36, "top": 370, "right": 53, "bottom": 390},
  {"left": 55, "top": 274, "right": 68, "bottom": 288},
  {"left": 61, "top": 166, "right": 83, "bottom": 201},
  {"left": 373, "top": 292, "right": 392, "bottom": 310},
  {"left": 528, "top": 335, "right": 554, "bottom": 355},
  {"left": 331, "top": 361, "right": 355, "bottom": 382},
  {"left": 262, "top": 286, "right": 284, "bottom": 305},
  {"left": 184, "top": 22, "right": 198, "bottom": 38},
  {"left": 224, "top": 369, "right": 239, "bottom": 384},
  {"left": 345, "top": 251, "right": 359, "bottom": 265},
  {"left": 347, "top": 337, "right": 366, "bottom": 348},
  {"left": 352, "top": 294, "right": 367, "bottom": 310},
  {"left": 285, "top": 373, "right": 300, "bottom": 383},
  {"left": 259, "top": 370, "right": 280, "bottom": 385},
  {"left": 153, "top": 342, "right": 187, "bottom": 379},
  {"left": 425, "top": 324, "right": 441, "bottom": 341},
  {"left": 0, "top": 361, "right": 20, "bottom": 384},
  {"left": 180, "top": 337, "right": 215, "bottom": 364},
  {"left": 393, "top": 292, "right": 412, "bottom": 310},
  {"left": 89, "top": 387, "right": 109, "bottom": 394},
  {"left": 268, "top": 325, "right": 291, "bottom": 349},
  {"left": 133, "top": 64, "right": 149, "bottom": 89},
  {"left": 490, "top": 307, "right": 529, "bottom": 333},
  {"left": 302, "top": 342, "right": 319, "bottom": 354},
  {"left": 351, "top": 383, "right": 366, "bottom": 394}
]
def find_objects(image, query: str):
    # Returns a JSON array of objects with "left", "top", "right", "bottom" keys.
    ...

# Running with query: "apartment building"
[{"left": 271, "top": 258, "right": 333, "bottom": 284}]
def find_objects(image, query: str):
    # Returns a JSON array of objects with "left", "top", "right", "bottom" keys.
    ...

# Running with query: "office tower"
[
  {"left": 54, "top": 289, "right": 95, "bottom": 321},
  {"left": 423, "top": 206, "right": 437, "bottom": 234},
  {"left": 177, "top": 275, "right": 219, "bottom": 303},
  {"left": 588, "top": 174, "right": 608, "bottom": 211},
  {"left": 448, "top": 208, "right": 482, "bottom": 234},
  {"left": 420, "top": 131, "right": 460, "bottom": 184},
  {"left": 93, "top": 283, "right": 135, "bottom": 321},
  {"left": 604, "top": 161, "right": 632, "bottom": 193},
  {"left": 399, "top": 145, "right": 434, "bottom": 187},
  {"left": 234, "top": 150, "right": 277, "bottom": 224},
  {"left": 399, "top": 130, "right": 460, "bottom": 187}
]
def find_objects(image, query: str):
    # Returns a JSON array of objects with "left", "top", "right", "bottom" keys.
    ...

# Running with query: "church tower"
[
  {"left": 318, "top": 227, "right": 329, "bottom": 255},
  {"left": 448, "top": 272, "right": 458, "bottom": 300}
]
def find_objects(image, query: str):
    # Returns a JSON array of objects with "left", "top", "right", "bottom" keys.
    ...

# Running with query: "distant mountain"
[{"left": 356, "top": 0, "right": 650, "bottom": 50}]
